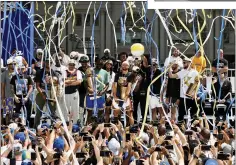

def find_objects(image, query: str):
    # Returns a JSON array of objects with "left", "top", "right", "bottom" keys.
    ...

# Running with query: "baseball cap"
[
  {"left": 108, "top": 138, "right": 120, "bottom": 156},
  {"left": 160, "top": 161, "right": 170, "bottom": 165},
  {"left": 221, "top": 143, "right": 232, "bottom": 154},
  {"left": 79, "top": 55, "right": 89, "bottom": 62},
  {"left": 104, "top": 48, "right": 110, "bottom": 54},
  {"left": 70, "top": 51, "right": 79, "bottom": 58},
  {"left": 72, "top": 124, "right": 80, "bottom": 133},
  {"left": 205, "top": 159, "right": 218, "bottom": 165},
  {"left": 122, "top": 61, "right": 130, "bottom": 66},
  {"left": 132, "top": 66, "right": 140, "bottom": 73},
  {"left": 14, "top": 132, "right": 26, "bottom": 142},
  {"left": 13, "top": 143, "right": 23, "bottom": 153},
  {"left": 68, "top": 59, "right": 76, "bottom": 65},
  {"left": 7, "top": 58, "right": 16, "bottom": 65},
  {"left": 41, "top": 123, "right": 50, "bottom": 129},
  {"left": 106, "top": 60, "right": 113, "bottom": 65},
  {"left": 36, "top": 48, "right": 43, "bottom": 55},
  {"left": 152, "top": 58, "right": 158, "bottom": 64},
  {"left": 53, "top": 136, "right": 65, "bottom": 151}
]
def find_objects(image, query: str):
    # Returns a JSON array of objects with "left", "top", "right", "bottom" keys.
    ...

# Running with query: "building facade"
[{"left": 34, "top": 2, "right": 235, "bottom": 67}]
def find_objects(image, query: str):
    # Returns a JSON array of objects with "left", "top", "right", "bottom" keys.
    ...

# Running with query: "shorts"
[
  {"left": 112, "top": 98, "right": 131, "bottom": 111},
  {"left": 149, "top": 95, "right": 162, "bottom": 109},
  {"left": 85, "top": 95, "right": 105, "bottom": 110}
]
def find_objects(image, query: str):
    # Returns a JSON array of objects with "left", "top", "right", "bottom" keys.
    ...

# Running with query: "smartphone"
[
  {"left": 76, "top": 152, "right": 86, "bottom": 158},
  {"left": 80, "top": 132, "right": 88, "bottom": 136},
  {"left": 217, "top": 153, "right": 230, "bottom": 160},
  {"left": 130, "top": 127, "right": 138, "bottom": 133},
  {"left": 111, "top": 118, "right": 119, "bottom": 125},
  {"left": 53, "top": 152, "right": 61, "bottom": 159},
  {"left": 191, "top": 127, "right": 198, "bottom": 132},
  {"left": 217, "top": 125, "right": 221, "bottom": 131},
  {"left": 31, "top": 152, "right": 37, "bottom": 160},
  {"left": 135, "top": 160, "right": 144, "bottom": 165},
  {"left": 165, "top": 124, "right": 172, "bottom": 130},
  {"left": 155, "top": 146, "right": 162, "bottom": 152},
  {"left": 214, "top": 142, "right": 218, "bottom": 147},
  {"left": 165, "top": 136, "right": 172, "bottom": 140},
  {"left": 104, "top": 123, "right": 111, "bottom": 127},
  {"left": 17, "top": 123, "right": 23, "bottom": 127},
  {"left": 213, "top": 133, "right": 217, "bottom": 137},
  {"left": 217, "top": 134, "right": 223, "bottom": 140},
  {"left": 201, "top": 145, "right": 211, "bottom": 151},
  {"left": 1, "top": 125, "right": 7, "bottom": 130},
  {"left": 132, "top": 147, "right": 140, "bottom": 152},
  {"left": 83, "top": 136, "right": 92, "bottom": 142},
  {"left": 32, "top": 144, "right": 36, "bottom": 150},
  {"left": 153, "top": 121, "right": 159, "bottom": 127},
  {"left": 10, "top": 159, "right": 16, "bottom": 165},
  {"left": 126, "top": 133, "right": 131, "bottom": 141},
  {"left": 185, "top": 130, "right": 193, "bottom": 135},
  {"left": 165, "top": 145, "right": 174, "bottom": 150},
  {"left": 66, "top": 121, "right": 69, "bottom": 126},
  {"left": 101, "top": 132, "right": 106, "bottom": 139},
  {"left": 42, "top": 120, "right": 47, "bottom": 124},
  {"left": 100, "top": 151, "right": 111, "bottom": 157},
  {"left": 19, "top": 126, "right": 25, "bottom": 132}
]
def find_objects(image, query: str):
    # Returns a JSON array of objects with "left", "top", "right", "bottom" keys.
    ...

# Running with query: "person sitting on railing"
[
  {"left": 191, "top": 49, "right": 206, "bottom": 74},
  {"left": 212, "top": 72, "right": 232, "bottom": 121},
  {"left": 212, "top": 49, "right": 228, "bottom": 77}
]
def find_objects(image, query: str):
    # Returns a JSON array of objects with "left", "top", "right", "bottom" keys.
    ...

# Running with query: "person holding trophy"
[
  {"left": 85, "top": 57, "right": 109, "bottom": 124},
  {"left": 168, "top": 56, "right": 199, "bottom": 122}
]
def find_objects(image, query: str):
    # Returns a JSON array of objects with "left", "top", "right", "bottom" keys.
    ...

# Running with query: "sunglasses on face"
[{"left": 69, "top": 64, "right": 75, "bottom": 66}]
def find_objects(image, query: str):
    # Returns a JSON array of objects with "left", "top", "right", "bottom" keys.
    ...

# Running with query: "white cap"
[
  {"left": 132, "top": 66, "right": 140, "bottom": 72},
  {"left": 122, "top": 61, "right": 130, "bottom": 66},
  {"left": 104, "top": 48, "right": 110, "bottom": 54},
  {"left": 68, "top": 59, "right": 76, "bottom": 64},
  {"left": 15, "top": 50, "right": 23, "bottom": 56},
  {"left": 7, "top": 58, "right": 16, "bottom": 65},
  {"left": 70, "top": 51, "right": 79, "bottom": 58},
  {"left": 36, "top": 48, "right": 44, "bottom": 55},
  {"left": 108, "top": 138, "right": 120, "bottom": 156}
]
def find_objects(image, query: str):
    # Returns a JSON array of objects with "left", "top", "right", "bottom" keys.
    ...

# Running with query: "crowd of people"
[{"left": 0, "top": 46, "right": 235, "bottom": 165}]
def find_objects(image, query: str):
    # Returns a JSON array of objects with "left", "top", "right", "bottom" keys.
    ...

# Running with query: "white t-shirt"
[
  {"left": 107, "top": 71, "right": 115, "bottom": 91},
  {"left": 177, "top": 69, "right": 199, "bottom": 98},
  {"left": 164, "top": 56, "right": 183, "bottom": 68},
  {"left": 1, "top": 157, "right": 22, "bottom": 165}
]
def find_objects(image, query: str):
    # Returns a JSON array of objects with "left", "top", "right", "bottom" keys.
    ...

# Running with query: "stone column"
[
  {"left": 105, "top": 11, "right": 112, "bottom": 54},
  {"left": 208, "top": 9, "right": 214, "bottom": 61},
  {"left": 160, "top": 20, "right": 166, "bottom": 64},
  {"left": 67, "top": 16, "right": 73, "bottom": 54},
  {"left": 152, "top": 12, "right": 159, "bottom": 60},
  {"left": 100, "top": 11, "right": 105, "bottom": 57},
  {"left": 214, "top": 10, "right": 221, "bottom": 59}
]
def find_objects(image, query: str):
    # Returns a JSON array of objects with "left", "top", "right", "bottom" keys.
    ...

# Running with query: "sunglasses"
[{"left": 69, "top": 64, "right": 75, "bottom": 66}]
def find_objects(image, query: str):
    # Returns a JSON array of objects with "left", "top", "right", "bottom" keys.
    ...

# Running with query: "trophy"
[{"left": 185, "top": 76, "right": 200, "bottom": 98}]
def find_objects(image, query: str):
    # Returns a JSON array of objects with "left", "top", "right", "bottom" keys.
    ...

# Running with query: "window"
[
  {"left": 76, "top": 14, "right": 82, "bottom": 26},
  {"left": 169, "top": 14, "right": 207, "bottom": 44},
  {"left": 85, "top": 14, "right": 90, "bottom": 26},
  {"left": 95, "top": 15, "right": 99, "bottom": 26},
  {"left": 115, "top": 12, "right": 150, "bottom": 45},
  {"left": 224, "top": 21, "right": 234, "bottom": 44}
]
